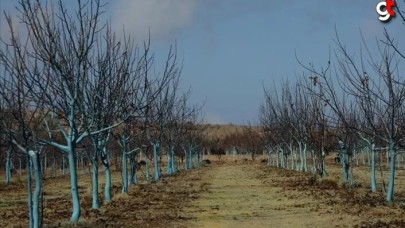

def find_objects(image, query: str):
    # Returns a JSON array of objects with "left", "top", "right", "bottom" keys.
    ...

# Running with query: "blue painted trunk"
[
  {"left": 290, "top": 144, "right": 295, "bottom": 170},
  {"left": 18, "top": 157, "right": 22, "bottom": 181},
  {"left": 121, "top": 153, "right": 128, "bottom": 194},
  {"left": 166, "top": 149, "right": 172, "bottom": 175},
  {"left": 145, "top": 157, "right": 151, "bottom": 183},
  {"left": 303, "top": 144, "right": 307, "bottom": 172},
  {"left": 101, "top": 146, "right": 111, "bottom": 202},
  {"left": 5, "top": 155, "right": 11, "bottom": 184},
  {"left": 166, "top": 145, "right": 176, "bottom": 174},
  {"left": 276, "top": 150, "right": 279, "bottom": 167},
  {"left": 386, "top": 141, "right": 396, "bottom": 202},
  {"left": 184, "top": 148, "right": 188, "bottom": 171},
  {"left": 104, "top": 165, "right": 112, "bottom": 202},
  {"left": 338, "top": 144, "right": 349, "bottom": 182},
  {"left": 171, "top": 146, "right": 176, "bottom": 173},
  {"left": 280, "top": 149, "right": 285, "bottom": 168},
  {"left": 188, "top": 144, "right": 193, "bottom": 170},
  {"left": 341, "top": 153, "right": 349, "bottom": 182},
  {"left": 91, "top": 160, "right": 99, "bottom": 209},
  {"left": 311, "top": 150, "right": 316, "bottom": 173},
  {"left": 67, "top": 149, "right": 80, "bottom": 223},
  {"left": 321, "top": 153, "right": 327, "bottom": 177},
  {"left": 26, "top": 156, "right": 33, "bottom": 228},
  {"left": 120, "top": 136, "right": 128, "bottom": 193},
  {"left": 29, "top": 151, "right": 42, "bottom": 228},
  {"left": 130, "top": 158, "right": 138, "bottom": 185},
  {"left": 298, "top": 142, "right": 304, "bottom": 172},
  {"left": 370, "top": 145, "right": 377, "bottom": 192},
  {"left": 153, "top": 144, "right": 160, "bottom": 181}
]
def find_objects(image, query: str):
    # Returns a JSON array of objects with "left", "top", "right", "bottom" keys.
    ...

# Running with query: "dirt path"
[
  {"left": 3, "top": 162, "right": 403, "bottom": 227},
  {"left": 183, "top": 164, "right": 355, "bottom": 228}
]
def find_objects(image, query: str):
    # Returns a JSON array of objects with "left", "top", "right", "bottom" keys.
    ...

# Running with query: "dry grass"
[
  {"left": 2, "top": 154, "right": 405, "bottom": 227},
  {"left": 183, "top": 155, "right": 405, "bottom": 227},
  {"left": 260, "top": 155, "right": 405, "bottom": 227},
  {"left": 0, "top": 162, "right": 208, "bottom": 227}
]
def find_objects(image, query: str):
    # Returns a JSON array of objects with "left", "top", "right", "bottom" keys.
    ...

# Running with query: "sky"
[{"left": 0, "top": 0, "right": 404, "bottom": 125}]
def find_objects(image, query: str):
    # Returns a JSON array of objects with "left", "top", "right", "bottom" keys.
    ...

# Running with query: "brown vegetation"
[{"left": 3, "top": 155, "right": 405, "bottom": 227}]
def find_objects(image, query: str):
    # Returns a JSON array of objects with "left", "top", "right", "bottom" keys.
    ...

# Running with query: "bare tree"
[
  {"left": 180, "top": 103, "right": 204, "bottom": 170},
  {"left": 289, "top": 81, "right": 317, "bottom": 172},
  {"left": 0, "top": 0, "right": 145, "bottom": 222},
  {"left": 82, "top": 25, "right": 148, "bottom": 205},
  {"left": 165, "top": 90, "right": 192, "bottom": 174},
  {"left": 144, "top": 46, "right": 181, "bottom": 181},
  {"left": 0, "top": 18, "right": 49, "bottom": 226},
  {"left": 240, "top": 123, "right": 263, "bottom": 161},
  {"left": 300, "top": 30, "right": 405, "bottom": 201}
]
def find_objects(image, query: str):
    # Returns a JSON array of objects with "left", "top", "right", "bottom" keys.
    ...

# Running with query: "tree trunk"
[
  {"left": 5, "top": 149, "right": 12, "bottom": 184},
  {"left": 276, "top": 149, "right": 280, "bottom": 167},
  {"left": 341, "top": 153, "right": 349, "bottom": 182},
  {"left": 268, "top": 149, "right": 272, "bottom": 166},
  {"left": 104, "top": 165, "right": 112, "bottom": 203},
  {"left": 166, "top": 145, "right": 173, "bottom": 175},
  {"left": 167, "top": 145, "right": 175, "bottom": 175},
  {"left": 285, "top": 153, "right": 288, "bottom": 169},
  {"left": 361, "top": 148, "right": 366, "bottom": 165},
  {"left": 370, "top": 145, "right": 377, "bottom": 192},
  {"left": 321, "top": 152, "right": 327, "bottom": 177},
  {"left": 18, "top": 157, "right": 22, "bottom": 181},
  {"left": 339, "top": 145, "right": 349, "bottom": 182},
  {"left": 43, "top": 153, "right": 47, "bottom": 177},
  {"left": 29, "top": 151, "right": 42, "bottom": 228},
  {"left": 101, "top": 146, "right": 112, "bottom": 203},
  {"left": 184, "top": 148, "right": 188, "bottom": 171},
  {"left": 288, "top": 143, "right": 293, "bottom": 170},
  {"left": 145, "top": 156, "right": 151, "bottom": 184},
  {"left": 303, "top": 144, "right": 307, "bottom": 172},
  {"left": 67, "top": 147, "right": 80, "bottom": 223},
  {"left": 130, "top": 156, "right": 138, "bottom": 185},
  {"left": 171, "top": 145, "right": 176, "bottom": 173},
  {"left": 153, "top": 143, "right": 160, "bottom": 181},
  {"left": 26, "top": 156, "right": 34, "bottom": 228},
  {"left": 121, "top": 152, "right": 128, "bottom": 194},
  {"left": 311, "top": 150, "right": 316, "bottom": 174},
  {"left": 386, "top": 140, "right": 396, "bottom": 202},
  {"left": 51, "top": 154, "right": 56, "bottom": 178},
  {"left": 187, "top": 144, "right": 193, "bottom": 170},
  {"left": 280, "top": 150, "right": 284, "bottom": 168},
  {"left": 91, "top": 158, "right": 99, "bottom": 209}
]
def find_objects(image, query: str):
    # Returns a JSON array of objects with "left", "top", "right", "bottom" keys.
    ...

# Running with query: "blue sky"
[{"left": 1, "top": 0, "right": 404, "bottom": 124}]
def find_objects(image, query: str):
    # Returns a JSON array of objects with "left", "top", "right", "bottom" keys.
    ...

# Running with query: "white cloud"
[{"left": 111, "top": 0, "right": 199, "bottom": 42}]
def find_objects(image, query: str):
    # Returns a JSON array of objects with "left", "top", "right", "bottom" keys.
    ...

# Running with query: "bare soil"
[
  {"left": 2, "top": 156, "right": 405, "bottom": 227},
  {"left": 0, "top": 167, "right": 208, "bottom": 227},
  {"left": 180, "top": 157, "right": 405, "bottom": 228},
  {"left": 182, "top": 164, "right": 351, "bottom": 227}
]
